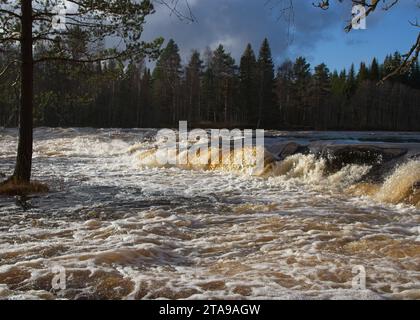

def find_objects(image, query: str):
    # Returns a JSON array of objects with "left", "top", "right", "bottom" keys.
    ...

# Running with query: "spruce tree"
[
  {"left": 152, "top": 39, "right": 182, "bottom": 125},
  {"left": 275, "top": 59, "right": 294, "bottom": 127},
  {"left": 256, "top": 38, "right": 275, "bottom": 128},
  {"left": 185, "top": 50, "right": 204, "bottom": 121},
  {"left": 211, "top": 45, "right": 236, "bottom": 123},
  {"left": 310, "top": 63, "right": 331, "bottom": 128},
  {"left": 357, "top": 62, "right": 369, "bottom": 83},
  {"left": 292, "top": 57, "right": 311, "bottom": 126},
  {"left": 311, "top": 63, "right": 331, "bottom": 104},
  {"left": 370, "top": 58, "right": 380, "bottom": 81},
  {"left": 345, "top": 64, "right": 357, "bottom": 98},
  {"left": 139, "top": 68, "right": 153, "bottom": 127},
  {"left": 239, "top": 44, "right": 258, "bottom": 124},
  {"left": 201, "top": 47, "right": 216, "bottom": 122}
]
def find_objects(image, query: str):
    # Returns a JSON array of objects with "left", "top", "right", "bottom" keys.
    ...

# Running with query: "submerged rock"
[
  {"left": 311, "top": 144, "right": 411, "bottom": 184},
  {"left": 267, "top": 142, "right": 309, "bottom": 160},
  {"left": 266, "top": 142, "right": 414, "bottom": 184},
  {"left": 318, "top": 144, "right": 408, "bottom": 174}
]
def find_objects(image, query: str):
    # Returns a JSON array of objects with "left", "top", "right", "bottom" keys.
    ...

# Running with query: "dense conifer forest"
[{"left": 1, "top": 38, "right": 419, "bottom": 130}]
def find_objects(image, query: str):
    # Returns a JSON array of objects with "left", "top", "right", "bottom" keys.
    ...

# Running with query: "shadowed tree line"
[{"left": 1, "top": 38, "right": 420, "bottom": 131}]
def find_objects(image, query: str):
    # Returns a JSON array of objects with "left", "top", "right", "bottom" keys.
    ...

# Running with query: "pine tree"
[
  {"left": 275, "top": 60, "right": 294, "bottom": 127},
  {"left": 345, "top": 64, "right": 357, "bottom": 98},
  {"left": 201, "top": 47, "right": 216, "bottom": 122},
  {"left": 331, "top": 70, "right": 345, "bottom": 96},
  {"left": 139, "top": 68, "right": 152, "bottom": 127},
  {"left": 370, "top": 58, "right": 380, "bottom": 81},
  {"left": 291, "top": 57, "right": 311, "bottom": 127},
  {"left": 311, "top": 64, "right": 331, "bottom": 104},
  {"left": 330, "top": 69, "right": 347, "bottom": 128},
  {"left": 309, "top": 63, "right": 331, "bottom": 128},
  {"left": 152, "top": 39, "right": 182, "bottom": 125},
  {"left": 185, "top": 50, "right": 203, "bottom": 122},
  {"left": 211, "top": 45, "right": 237, "bottom": 123},
  {"left": 239, "top": 44, "right": 258, "bottom": 124},
  {"left": 256, "top": 38, "right": 275, "bottom": 128},
  {"left": 357, "top": 62, "right": 369, "bottom": 83},
  {"left": 0, "top": 0, "right": 161, "bottom": 184}
]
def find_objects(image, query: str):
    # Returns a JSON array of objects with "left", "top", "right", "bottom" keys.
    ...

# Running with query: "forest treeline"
[{"left": 1, "top": 38, "right": 420, "bottom": 130}]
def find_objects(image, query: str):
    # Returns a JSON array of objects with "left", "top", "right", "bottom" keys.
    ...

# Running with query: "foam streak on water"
[{"left": 0, "top": 128, "right": 419, "bottom": 300}]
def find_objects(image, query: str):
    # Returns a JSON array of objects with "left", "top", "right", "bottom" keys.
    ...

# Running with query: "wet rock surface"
[
  {"left": 266, "top": 142, "right": 309, "bottom": 160},
  {"left": 319, "top": 145, "right": 407, "bottom": 172},
  {"left": 267, "top": 141, "right": 416, "bottom": 183}
]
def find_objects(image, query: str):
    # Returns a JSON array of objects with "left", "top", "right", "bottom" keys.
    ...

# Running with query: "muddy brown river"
[{"left": 0, "top": 128, "right": 419, "bottom": 299}]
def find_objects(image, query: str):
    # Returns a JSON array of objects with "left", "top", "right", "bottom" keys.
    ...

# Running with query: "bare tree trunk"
[{"left": 12, "top": 0, "right": 33, "bottom": 183}]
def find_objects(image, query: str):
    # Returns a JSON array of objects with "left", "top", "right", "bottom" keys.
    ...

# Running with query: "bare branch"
[
  {"left": 380, "top": 32, "right": 420, "bottom": 83},
  {"left": 0, "top": 59, "right": 19, "bottom": 78},
  {"left": 0, "top": 8, "right": 21, "bottom": 19},
  {"left": 310, "top": 0, "right": 419, "bottom": 83},
  {"left": 154, "top": 0, "right": 196, "bottom": 22}
]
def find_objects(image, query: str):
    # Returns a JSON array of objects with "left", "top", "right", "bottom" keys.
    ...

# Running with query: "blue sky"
[
  {"left": 308, "top": 1, "right": 420, "bottom": 71},
  {"left": 143, "top": 0, "right": 419, "bottom": 72}
]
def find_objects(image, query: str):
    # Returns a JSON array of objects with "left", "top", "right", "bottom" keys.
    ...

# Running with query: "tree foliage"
[{"left": 2, "top": 38, "right": 419, "bottom": 131}]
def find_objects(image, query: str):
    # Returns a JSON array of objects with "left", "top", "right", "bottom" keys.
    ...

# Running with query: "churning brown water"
[{"left": 0, "top": 128, "right": 419, "bottom": 300}]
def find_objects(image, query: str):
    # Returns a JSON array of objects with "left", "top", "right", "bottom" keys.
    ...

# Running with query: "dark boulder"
[
  {"left": 318, "top": 144, "right": 408, "bottom": 175},
  {"left": 266, "top": 140, "right": 412, "bottom": 183},
  {"left": 408, "top": 152, "right": 420, "bottom": 161},
  {"left": 266, "top": 142, "right": 309, "bottom": 160},
  {"left": 362, "top": 157, "right": 404, "bottom": 183}
]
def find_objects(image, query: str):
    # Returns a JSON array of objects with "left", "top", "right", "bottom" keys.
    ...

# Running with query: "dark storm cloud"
[{"left": 143, "top": 0, "right": 351, "bottom": 64}]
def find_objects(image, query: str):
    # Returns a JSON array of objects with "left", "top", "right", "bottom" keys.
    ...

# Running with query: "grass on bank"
[{"left": 0, "top": 179, "right": 49, "bottom": 196}]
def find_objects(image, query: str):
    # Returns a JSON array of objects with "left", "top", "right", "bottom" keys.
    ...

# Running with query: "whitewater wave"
[
  {"left": 350, "top": 160, "right": 420, "bottom": 208},
  {"left": 133, "top": 145, "right": 268, "bottom": 175},
  {"left": 1, "top": 128, "right": 419, "bottom": 300},
  {"left": 132, "top": 144, "right": 420, "bottom": 208}
]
